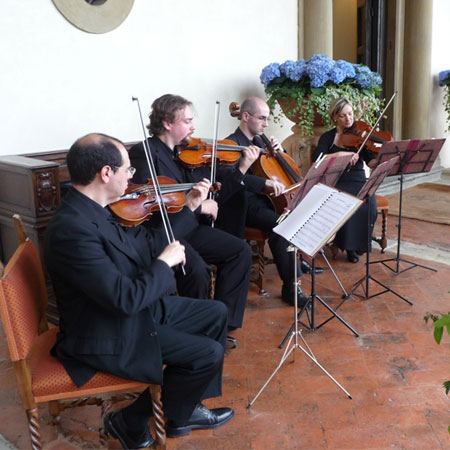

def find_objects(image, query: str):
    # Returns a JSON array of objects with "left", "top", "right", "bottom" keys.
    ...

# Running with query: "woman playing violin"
[{"left": 312, "top": 97, "right": 378, "bottom": 263}]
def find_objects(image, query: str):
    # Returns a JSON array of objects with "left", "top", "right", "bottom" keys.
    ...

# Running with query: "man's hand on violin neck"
[
  {"left": 186, "top": 178, "right": 211, "bottom": 211},
  {"left": 157, "top": 241, "right": 186, "bottom": 268},
  {"left": 265, "top": 179, "right": 285, "bottom": 197},
  {"left": 200, "top": 199, "right": 218, "bottom": 220},
  {"left": 239, "top": 145, "right": 260, "bottom": 174}
]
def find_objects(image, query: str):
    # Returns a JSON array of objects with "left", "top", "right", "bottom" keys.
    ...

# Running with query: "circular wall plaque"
[{"left": 52, "top": 0, "right": 134, "bottom": 34}]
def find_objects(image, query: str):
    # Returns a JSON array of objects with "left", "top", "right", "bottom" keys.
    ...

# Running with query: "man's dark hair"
[
  {"left": 147, "top": 94, "right": 192, "bottom": 136},
  {"left": 67, "top": 133, "right": 124, "bottom": 185}
]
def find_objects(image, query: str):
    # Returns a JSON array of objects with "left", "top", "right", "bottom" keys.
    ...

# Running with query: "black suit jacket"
[{"left": 44, "top": 188, "right": 197, "bottom": 387}]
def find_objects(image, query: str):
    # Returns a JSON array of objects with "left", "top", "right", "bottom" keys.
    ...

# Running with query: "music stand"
[
  {"left": 373, "top": 139, "right": 445, "bottom": 274},
  {"left": 282, "top": 153, "right": 354, "bottom": 297},
  {"left": 288, "top": 153, "right": 354, "bottom": 209},
  {"left": 248, "top": 246, "right": 352, "bottom": 408},
  {"left": 348, "top": 157, "right": 412, "bottom": 304},
  {"left": 278, "top": 155, "right": 358, "bottom": 349}
]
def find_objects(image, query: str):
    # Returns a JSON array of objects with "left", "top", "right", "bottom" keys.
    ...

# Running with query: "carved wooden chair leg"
[
  {"left": 380, "top": 209, "right": 387, "bottom": 252},
  {"left": 256, "top": 240, "right": 268, "bottom": 296},
  {"left": 27, "top": 407, "right": 42, "bottom": 450},
  {"left": 149, "top": 385, "right": 166, "bottom": 449},
  {"left": 99, "top": 399, "right": 112, "bottom": 446},
  {"left": 48, "top": 400, "right": 62, "bottom": 426}
]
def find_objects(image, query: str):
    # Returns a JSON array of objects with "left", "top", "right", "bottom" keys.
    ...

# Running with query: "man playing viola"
[
  {"left": 129, "top": 94, "right": 252, "bottom": 347},
  {"left": 216, "top": 96, "right": 324, "bottom": 306}
]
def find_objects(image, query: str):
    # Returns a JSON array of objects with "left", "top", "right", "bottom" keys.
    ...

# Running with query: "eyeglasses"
[
  {"left": 112, "top": 165, "right": 136, "bottom": 176},
  {"left": 248, "top": 113, "right": 270, "bottom": 123}
]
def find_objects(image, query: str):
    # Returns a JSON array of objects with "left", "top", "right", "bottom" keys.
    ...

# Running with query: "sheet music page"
[{"left": 274, "top": 183, "right": 362, "bottom": 257}]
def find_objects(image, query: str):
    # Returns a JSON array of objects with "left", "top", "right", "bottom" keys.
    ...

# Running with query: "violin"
[
  {"left": 109, "top": 176, "right": 191, "bottom": 226},
  {"left": 229, "top": 102, "right": 302, "bottom": 214},
  {"left": 341, "top": 120, "right": 392, "bottom": 154},
  {"left": 176, "top": 137, "right": 249, "bottom": 168}
]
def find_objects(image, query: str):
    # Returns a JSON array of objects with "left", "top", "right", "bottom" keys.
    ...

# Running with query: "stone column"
[
  {"left": 282, "top": 0, "right": 333, "bottom": 171},
  {"left": 303, "top": 0, "right": 333, "bottom": 58},
  {"left": 402, "top": 0, "right": 433, "bottom": 139}
]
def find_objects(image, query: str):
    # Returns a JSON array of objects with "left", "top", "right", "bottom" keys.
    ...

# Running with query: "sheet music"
[{"left": 274, "top": 184, "right": 362, "bottom": 258}]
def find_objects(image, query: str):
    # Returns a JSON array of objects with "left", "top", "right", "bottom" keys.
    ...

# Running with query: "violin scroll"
[{"left": 229, "top": 102, "right": 241, "bottom": 119}]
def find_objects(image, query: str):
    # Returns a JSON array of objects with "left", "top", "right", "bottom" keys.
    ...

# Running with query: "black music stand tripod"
[
  {"left": 248, "top": 246, "right": 352, "bottom": 408},
  {"left": 350, "top": 191, "right": 412, "bottom": 304},
  {"left": 279, "top": 247, "right": 359, "bottom": 349},
  {"left": 348, "top": 156, "right": 412, "bottom": 304},
  {"left": 372, "top": 139, "right": 444, "bottom": 275}
]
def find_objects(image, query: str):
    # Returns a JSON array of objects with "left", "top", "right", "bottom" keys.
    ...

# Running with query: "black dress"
[{"left": 312, "top": 128, "right": 378, "bottom": 253}]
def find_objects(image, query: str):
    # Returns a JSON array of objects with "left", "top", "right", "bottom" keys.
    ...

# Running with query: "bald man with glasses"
[{"left": 215, "top": 97, "right": 324, "bottom": 307}]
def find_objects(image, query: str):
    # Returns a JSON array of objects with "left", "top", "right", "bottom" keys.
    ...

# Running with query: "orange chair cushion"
[
  {"left": 376, "top": 195, "right": 389, "bottom": 210},
  {"left": 30, "top": 327, "right": 146, "bottom": 403}
]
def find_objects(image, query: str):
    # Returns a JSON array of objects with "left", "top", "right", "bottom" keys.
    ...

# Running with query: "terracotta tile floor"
[{"left": 1, "top": 214, "right": 449, "bottom": 449}]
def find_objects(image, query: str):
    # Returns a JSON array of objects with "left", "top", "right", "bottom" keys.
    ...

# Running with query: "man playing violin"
[
  {"left": 312, "top": 97, "right": 378, "bottom": 263},
  {"left": 129, "top": 94, "right": 252, "bottom": 346},
  {"left": 44, "top": 133, "right": 234, "bottom": 448},
  {"left": 218, "top": 96, "right": 324, "bottom": 307}
]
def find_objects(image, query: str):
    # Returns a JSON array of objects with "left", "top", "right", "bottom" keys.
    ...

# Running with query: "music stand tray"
[{"left": 373, "top": 138, "right": 445, "bottom": 274}]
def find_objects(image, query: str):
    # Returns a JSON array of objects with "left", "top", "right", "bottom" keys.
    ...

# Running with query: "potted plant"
[
  {"left": 424, "top": 310, "right": 450, "bottom": 434},
  {"left": 260, "top": 54, "right": 384, "bottom": 136},
  {"left": 439, "top": 70, "right": 450, "bottom": 133}
]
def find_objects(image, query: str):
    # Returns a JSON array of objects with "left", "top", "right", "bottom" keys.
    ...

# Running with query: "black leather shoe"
[
  {"left": 104, "top": 410, "right": 154, "bottom": 450},
  {"left": 301, "top": 260, "right": 325, "bottom": 275},
  {"left": 281, "top": 285, "right": 309, "bottom": 307},
  {"left": 166, "top": 403, "right": 235, "bottom": 438},
  {"left": 226, "top": 335, "right": 238, "bottom": 349},
  {"left": 347, "top": 250, "right": 360, "bottom": 263}
]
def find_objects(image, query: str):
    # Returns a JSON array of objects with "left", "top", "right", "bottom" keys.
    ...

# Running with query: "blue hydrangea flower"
[
  {"left": 354, "top": 65, "right": 382, "bottom": 89},
  {"left": 280, "top": 59, "right": 307, "bottom": 82},
  {"left": 329, "top": 60, "right": 356, "bottom": 84},
  {"left": 306, "top": 54, "right": 334, "bottom": 87},
  {"left": 439, "top": 70, "right": 450, "bottom": 86},
  {"left": 260, "top": 62, "right": 281, "bottom": 88}
]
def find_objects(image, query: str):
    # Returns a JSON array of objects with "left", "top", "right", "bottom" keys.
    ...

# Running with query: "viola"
[
  {"left": 176, "top": 137, "right": 250, "bottom": 168},
  {"left": 342, "top": 120, "right": 392, "bottom": 154},
  {"left": 109, "top": 176, "right": 192, "bottom": 226}
]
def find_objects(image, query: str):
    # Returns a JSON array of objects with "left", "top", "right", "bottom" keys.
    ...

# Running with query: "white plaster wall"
[
  {"left": 0, "top": 0, "right": 297, "bottom": 155},
  {"left": 430, "top": 0, "right": 450, "bottom": 168}
]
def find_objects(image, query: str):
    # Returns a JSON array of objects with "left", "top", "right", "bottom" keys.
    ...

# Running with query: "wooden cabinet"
[{"left": 0, "top": 151, "right": 68, "bottom": 323}]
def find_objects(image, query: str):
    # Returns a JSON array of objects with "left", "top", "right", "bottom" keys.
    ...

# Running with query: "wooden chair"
[
  {"left": 0, "top": 215, "right": 166, "bottom": 450},
  {"left": 373, "top": 194, "right": 389, "bottom": 253},
  {"left": 244, "top": 227, "right": 270, "bottom": 296}
]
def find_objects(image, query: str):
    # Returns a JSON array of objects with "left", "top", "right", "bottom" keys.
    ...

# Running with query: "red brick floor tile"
[{"left": 1, "top": 216, "right": 449, "bottom": 449}]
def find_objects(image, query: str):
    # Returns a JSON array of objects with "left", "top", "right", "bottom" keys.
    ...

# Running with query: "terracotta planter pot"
[{"left": 277, "top": 97, "right": 323, "bottom": 127}]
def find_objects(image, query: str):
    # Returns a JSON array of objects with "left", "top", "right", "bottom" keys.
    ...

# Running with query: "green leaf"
[
  {"left": 433, "top": 315, "right": 450, "bottom": 328},
  {"left": 444, "top": 380, "right": 450, "bottom": 396},
  {"left": 433, "top": 325, "right": 444, "bottom": 344}
]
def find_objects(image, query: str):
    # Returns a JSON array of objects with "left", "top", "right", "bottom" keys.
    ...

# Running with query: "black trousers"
[
  {"left": 245, "top": 194, "right": 301, "bottom": 285},
  {"left": 126, "top": 296, "right": 228, "bottom": 422},
  {"left": 176, "top": 224, "right": 251, "bottom": 329}
]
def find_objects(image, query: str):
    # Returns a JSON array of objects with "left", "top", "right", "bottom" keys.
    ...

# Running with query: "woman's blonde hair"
[{"left": 329, "top": 97, "right": 353, "bottom": 122}]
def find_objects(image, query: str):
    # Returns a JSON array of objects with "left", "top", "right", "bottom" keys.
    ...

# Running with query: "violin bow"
[
  {"left": 132, "top": 96, "right": 186, "bottom": 274},
  {"left": 209, "top": 100, "right": 221, "bottom": 227},
  {"left": 355, "top": 91, "right": 397, "bottom": 155}
]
